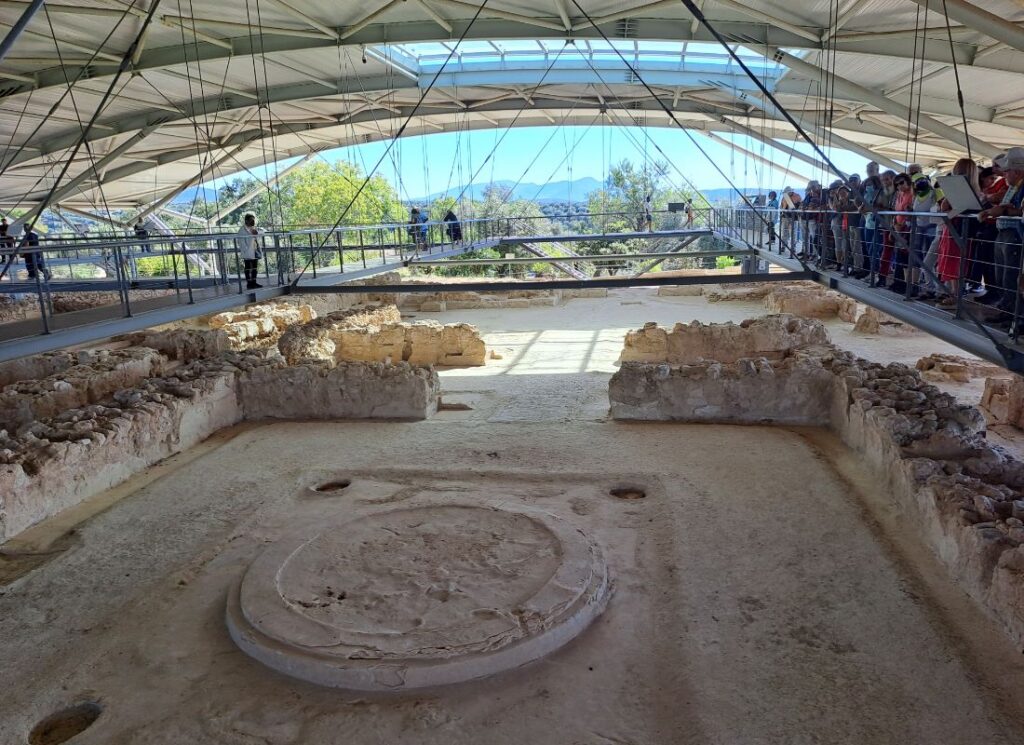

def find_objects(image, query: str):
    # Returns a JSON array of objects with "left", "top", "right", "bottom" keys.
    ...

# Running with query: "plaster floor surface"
[{"left": 3, "top": 288, "right": 1024, "bottom": 744}]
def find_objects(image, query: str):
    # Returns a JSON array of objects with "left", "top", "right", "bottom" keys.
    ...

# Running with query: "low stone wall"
[
  {"left": 619, "top": 316, "right": 828, "bottom": 365},
  {"left": 278, "top": 304, "right": 485, "bottom": 367},
  {"left": 609, "top": 318, "right": 1024, "bottom": 647},
  {"left": 239, "top": 362, "right": 439, "bottom": 421},
  {"left": 0, "top": 350, "right": 441, "bottom": 543},
  {"left": 0, "top": 356, "right": 247, "bottom": 542},
  {"left": 610, "top": 354, "right": 834, "bottom": 424},
  {"left": 399, "top": 285, "right": 607, "bottom": 312},
  {"left": 277, "top": 304, "right": 403, "bottom": 364},
  {"left": 0, "top": 348, "right": 169, "bottom": 430},
  {"left": 764, "top": 285, "right": 845, "bottom": 318}
]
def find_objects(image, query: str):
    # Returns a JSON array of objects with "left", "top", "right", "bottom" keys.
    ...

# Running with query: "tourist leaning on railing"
[
  {"left": 860, "top": 175, "right": 884, "bottom": 280},
  {"left": 978, "top": 148, "right": 1024, "bottom": 317},
  {"left": 935, "top": 158, "right": 982, "bottom": 306},
  {"left": 876, "top": 171, "right": 898, "bottom": 285}
]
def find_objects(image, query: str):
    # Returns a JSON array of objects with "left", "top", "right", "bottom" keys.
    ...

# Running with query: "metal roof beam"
[
  {"left": 0, "top": 18, "right": 995, "bottom": 105},
  {"left": 907, "top": 0, "right": 1024, "bottom": 55},
  {"left": 768, "top": 46, "right": 1001, "bottom": 157}
]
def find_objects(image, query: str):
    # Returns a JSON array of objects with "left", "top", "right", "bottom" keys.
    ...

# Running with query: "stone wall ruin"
[
  {"left": 610, "top": 315, "right": 1024, "bottom": 648},
  {"left": 0, "top": 302, "right": 443, "bottom": 544}
]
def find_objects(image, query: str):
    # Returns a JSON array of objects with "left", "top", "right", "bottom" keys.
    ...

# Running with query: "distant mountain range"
[
  {"left": 171, "top": 186, "right": 219, "bottom": 205},
  {"left": 414, "top": 180, "right": 767, "bottom": 205},
  {"left": 173, "top": 179, "right": 765, "bottom": 208},
  {"left": 414, "top": 177, "right": 605, "bottom": 204}
]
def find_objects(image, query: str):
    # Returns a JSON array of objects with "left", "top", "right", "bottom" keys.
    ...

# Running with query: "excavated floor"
[{"left": 3, "top": 288, "right": 1024, "bottom": 744}]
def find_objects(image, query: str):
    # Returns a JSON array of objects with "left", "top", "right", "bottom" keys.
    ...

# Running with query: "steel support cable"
[
  {"left": 566, "top": 4, "right": 804, "bottom": 264},
  {"left": 905, "top": 2, "right": 924, "bottom": 164},
  {"left": 0, "top": 0, "right": 142, "bottom": 176},
  {"left": 940, "top": 0, "right": 973, "bottom": 162},
  {"left": 289, "top": 0, "right": 491, "bottom": 284},
  {"left": 674, "top": 0, "right": 846, "bottom": 181},
  {"left": 493, "top": 89, "right": 588, "bottom": 211},
  {"left": 13, "top": 0, "right": 166, "bottom": 248},
  {"left": 913, "top": 2, "right": 930, "bottom": 163},
  {"left": 447, "top": 41, "right": 571, "bottom": 207},
  {"left": 39, "top": 5, "right": 121, "bottom": 228},
  {"left": 525, "top": 112, "right": 600, "bottom": 204},
  {"left": 253, "top": 0, "right": 286, "bottom": 229}
]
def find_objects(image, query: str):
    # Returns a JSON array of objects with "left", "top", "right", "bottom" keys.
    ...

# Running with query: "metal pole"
[{"left": 0, "top": 0, "right": 46, "bottom": 66}]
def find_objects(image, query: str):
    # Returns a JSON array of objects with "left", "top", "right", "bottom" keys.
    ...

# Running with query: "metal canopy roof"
[{"left": 0, "top": 0, "right": 1022, "bottom": 216}]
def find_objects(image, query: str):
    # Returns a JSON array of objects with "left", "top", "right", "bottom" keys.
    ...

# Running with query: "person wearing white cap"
[{"left": 979, "top": 147, "right": 1024, "bottom": 315}]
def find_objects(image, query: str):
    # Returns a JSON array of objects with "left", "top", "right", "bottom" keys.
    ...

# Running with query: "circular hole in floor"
[
  {"left": 610, "top": 486, "right": 646, "bottom": 500},
  {"left": 314, "top": 479, "right": 351, "bottom": 493},
  {"left": 28, "top": 702, "right": 103, "bottom": 745}
]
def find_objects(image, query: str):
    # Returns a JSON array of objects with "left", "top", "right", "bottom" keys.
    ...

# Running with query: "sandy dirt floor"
[{"left": 3, "top": 287, "right": 1024, "bottom": 745}]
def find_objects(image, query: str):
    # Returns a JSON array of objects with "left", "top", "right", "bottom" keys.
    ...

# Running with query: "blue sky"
[{"left": 210, "top": 126, "right": 873, "bottom": 200}]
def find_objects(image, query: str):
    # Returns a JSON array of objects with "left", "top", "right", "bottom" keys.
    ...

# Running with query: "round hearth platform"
[{"left": 226, "top": 504, "right": 610, "bottom": 692}]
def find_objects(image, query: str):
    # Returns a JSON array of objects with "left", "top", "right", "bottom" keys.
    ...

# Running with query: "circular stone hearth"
[{"left": 226, "top": 504, "right": 609, "bottom": 692}]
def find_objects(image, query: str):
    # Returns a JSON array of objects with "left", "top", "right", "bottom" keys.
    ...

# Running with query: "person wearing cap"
[{"left": 979, "top": 147, "right": 1024, "bottom": 316}]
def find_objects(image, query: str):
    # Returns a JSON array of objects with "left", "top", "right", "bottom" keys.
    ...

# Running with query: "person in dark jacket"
[{"left": 444, "top": 209, "right": 463, "bottom": 243}]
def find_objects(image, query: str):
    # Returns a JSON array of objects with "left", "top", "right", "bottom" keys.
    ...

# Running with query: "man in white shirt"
[{"left": 236, "top": 213, "right": 263, "bottom": 289}]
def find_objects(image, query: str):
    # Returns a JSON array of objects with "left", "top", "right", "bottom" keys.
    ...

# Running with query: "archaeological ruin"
[{"left": 6, "top": 2, "right": 1024, "bottom": 741}]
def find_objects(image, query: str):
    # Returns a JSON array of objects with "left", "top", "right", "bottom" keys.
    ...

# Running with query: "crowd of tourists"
[{"left": 763, "top": 148, "right": 1024, "bottom": 326}]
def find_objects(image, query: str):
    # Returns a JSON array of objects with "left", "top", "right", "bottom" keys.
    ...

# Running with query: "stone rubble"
[
  {"left": 854, "top": 306, "right": 919, "bottom": 335},
  {"left": 207, "top": 301, "right": 316, "bottom": 349},
  {"left": 610, "top": 316, "right": 1024, "bottom": 647},
  {"left": 916, "top": 353, "right": 1005, "bottom": 384},
  {"left": 0, "top": 347, "right": 169, "bottom": 430}
]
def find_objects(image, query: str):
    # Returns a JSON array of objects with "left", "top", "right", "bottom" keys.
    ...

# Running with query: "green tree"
[{"left": 282, "top": 161, "right": 403, "bottom": 228}]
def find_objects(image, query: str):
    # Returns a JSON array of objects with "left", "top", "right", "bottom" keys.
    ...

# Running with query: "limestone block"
[
  {"left": 656, "top": 285, "right": 704, "bottom": 296},
  {"left": 405, "top": 321, "right": 443, "bottom": 366},
  {"left": 838, "top": 297, "right": 862, "bottom": 323},
  {"left": 440, "top": 323, "right": 486, "bottom": 366},
  {"left": 620, "top": 322, "right": 669, "bottom": 363},
  {"left": 334, "top": 325, "right": 406, "bottom": 363},
  {"left": 854, "top": 307, "right": 919, "bottom": 335},
  {"left": 238, "top": 362, "right": 439, "bottom": 421},
  {"left": 419, "top": 301, "right": 446, "bottom": 312},
  {"left": 764, "top": 286, "right": 844, "bottom": 318},
  {"left": 981, "top": 376, "right": 1022, "bottom": 426},
  {"left": 916, "top": 354, "right": 1005, "bottom": 384}
]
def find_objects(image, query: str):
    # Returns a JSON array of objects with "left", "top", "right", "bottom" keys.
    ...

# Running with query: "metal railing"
[
  {"left": 0, "top": 206, "right": 716, "bottom": 341},
  {"left": 715, "top": 205, "right": 1024, "bottom": 341}
]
